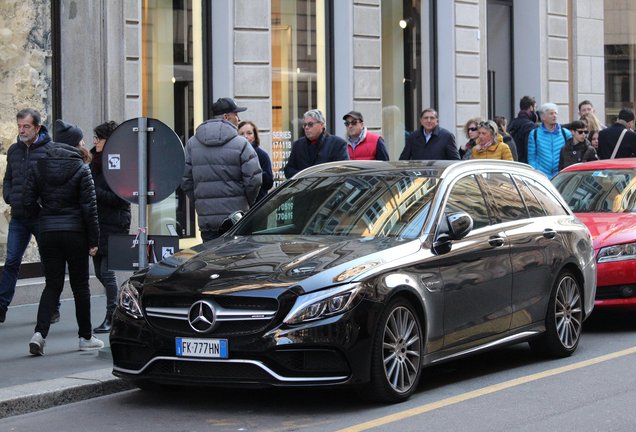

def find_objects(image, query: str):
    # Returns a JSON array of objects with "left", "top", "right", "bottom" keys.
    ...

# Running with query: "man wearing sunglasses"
[
  {"left": 343, "top": 111, "right": 389, "bottom": 161},
  {"left": 558, "top": 120, "right": 598, "bottom": 170},
  {"left": 283, "top": 109, "right": 349, "bottom": 179}
]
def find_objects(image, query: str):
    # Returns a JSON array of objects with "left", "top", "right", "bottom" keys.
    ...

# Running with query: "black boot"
[{"left": 94, "top": 311, "right": 113, "bottom": 334}]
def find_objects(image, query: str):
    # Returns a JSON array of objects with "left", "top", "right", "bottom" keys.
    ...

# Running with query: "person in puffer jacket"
[
  {"left": 182, "top": 97, "right": 262, "bottom": 242},
  {"left": 23, "top": 120, "right": 103, "bottom": 356},
  {"left": 527, "top": 102, "right": 572, "bottom": 178}
]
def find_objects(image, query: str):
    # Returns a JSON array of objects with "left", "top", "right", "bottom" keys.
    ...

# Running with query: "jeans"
[
  {"left": 0, "top": 218, "right": 40, "bottom": 310},
  {"left": 35, "top": 231, "right": 92, "bottom": 339},
  {"left": 92, "top": 254, "right": 118, "bottom": 313}
]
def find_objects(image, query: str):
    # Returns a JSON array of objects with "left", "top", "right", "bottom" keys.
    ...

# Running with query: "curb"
[{"left": 0, "top": 368, "right": 135, "bottom": 419}]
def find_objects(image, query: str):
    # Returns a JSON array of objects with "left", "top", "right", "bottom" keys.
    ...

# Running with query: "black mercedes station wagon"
[{"left": 111, "top": 160, "right": 596, "bottom": 403}]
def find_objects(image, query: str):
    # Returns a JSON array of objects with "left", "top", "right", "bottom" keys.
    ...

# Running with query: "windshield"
[
  {"left": 553, "top": 169, "right": 636, "bottom": 213},
  {"left": 234, "top": 175, "right": 439, "bottom": 239}
]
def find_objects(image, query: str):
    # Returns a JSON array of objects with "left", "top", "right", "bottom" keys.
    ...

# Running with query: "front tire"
[
  {"left": 530, "top": 271, "right": 583, "bottom": 358},
  {"left": 367, "top": 298, "right": 423, "bottom": 403}
]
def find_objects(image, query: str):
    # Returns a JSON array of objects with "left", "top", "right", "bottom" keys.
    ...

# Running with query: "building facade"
[{"left": 0, "top": 0, "right": 630, "bottom": 274}]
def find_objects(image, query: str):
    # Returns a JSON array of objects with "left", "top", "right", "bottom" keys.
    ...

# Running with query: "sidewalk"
[{"left": 0, "top": 274, "right": 135, "bottom": 419}]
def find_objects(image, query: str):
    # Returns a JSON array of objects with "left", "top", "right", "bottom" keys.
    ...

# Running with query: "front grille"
[
  {"left": 596, "top": 284, "right": 636, "bottom": 300},
  {"left": 145, "top": 359, "right": 273, "bottom": 381},
  {"left": 142, "top": 295, "right": 280, "bottom": 337}
]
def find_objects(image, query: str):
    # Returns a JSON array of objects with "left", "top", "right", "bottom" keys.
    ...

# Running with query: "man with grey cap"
[
  {"left": 283, "top": 109, "right": 349, "bottom": 179},
  {"left": 182, "top": 97, "right": 262, "bottom": 242},
  {"left": 343, "top": 110, "right": 389, "bottom": 161}
]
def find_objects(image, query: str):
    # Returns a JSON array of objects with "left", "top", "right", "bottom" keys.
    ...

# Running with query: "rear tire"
[
  {"left": 529, "top": 271, "right": 583, "bottom": 358},
  {"left": 367, "top": 298, "right": 423, "bottom": 403}
]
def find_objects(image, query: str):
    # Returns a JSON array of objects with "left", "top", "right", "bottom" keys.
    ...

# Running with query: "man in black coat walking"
[
  {"left": 399, "top": 108, "right": 459, "bottom": 161},
  {"left": 508, "top": 95, "right": 539, "bottom": 164},
  {"left": 598, "top": 108, "right": 636, "bottom": 159},
  {"left": 0, "top": 108, "right": 55, "bottom": 323}
]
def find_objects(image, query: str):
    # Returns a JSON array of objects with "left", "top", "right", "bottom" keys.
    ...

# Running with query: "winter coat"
[
  {"left": 3, "top": 126, "right": 55, "bottom": 220},
  {"left": 284, "top": 132, "right": 349, "bottom": 179},
  {"left": 559, "top": 139, "right": 598, "bottom": 170},
  {"left": 508, "top": 111, "right": 537, "bottom": 163},
  {"left": 253, "top": 145, "right": 274, "bottom": 202},
  {"left": 527, "top": 124, "right": 572, "bottom": 178},
  {"left": 181, "top": 119, "right": 262, "bottom": 233},
  {"left": 598, "top": 122, "right": 636, "bottom": 159},
  {"left": 23, "top": 144, "right": 99, "bottom": 247},
  {"left": 347, "top": 130, "right": 390, "bottom": 161},
  {"left": 471, "top": 141, "right": 513, "bottom": 161},
  {"left": 90, "top": 149, "right": 131, "bottom": 254},
  {"left": 399, "top": 125, "right": 460, "bottom": 161}
]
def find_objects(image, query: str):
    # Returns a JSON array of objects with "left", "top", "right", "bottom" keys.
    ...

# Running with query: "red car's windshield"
[{"left": 553, "top": 169, "right": 636, "bottom": 213}]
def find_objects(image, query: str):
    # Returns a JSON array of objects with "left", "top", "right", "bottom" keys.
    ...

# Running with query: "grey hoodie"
[{"left": 182, "top": 119, "right": 262, "bottom": 234}]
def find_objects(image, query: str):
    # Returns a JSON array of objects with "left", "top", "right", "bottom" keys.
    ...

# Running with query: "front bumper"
[
  {"left": 110, "top": 298, "right": 383, "bottom": 388},
  {"left": 594, "top": 260, "right": 636, "bottom": 309}
]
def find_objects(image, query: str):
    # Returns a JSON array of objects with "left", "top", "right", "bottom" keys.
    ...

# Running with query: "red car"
[{"left": 553, "top": 159, "right": 636, "bottom": 309}]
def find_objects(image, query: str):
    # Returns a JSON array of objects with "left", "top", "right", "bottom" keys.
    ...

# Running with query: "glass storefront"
[
  {"left": 604, "top": 1, "right": 636, "bottom": 125},
  {"left": 381, "top": 0, "right": 422, "bottom": 160},
  {"left": 142, "top": 0, "right": 201, "bottom": 242},
  {"left": 271, "top": 0, "right": 327, "bottom": 188}
]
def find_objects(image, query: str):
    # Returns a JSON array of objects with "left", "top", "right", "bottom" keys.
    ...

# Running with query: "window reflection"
[{"left": 235, "top": 176, "right": 438, "bottom": 239}]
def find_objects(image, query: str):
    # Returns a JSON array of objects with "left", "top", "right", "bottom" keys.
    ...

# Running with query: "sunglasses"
[
  {"left": 303, "top": 122, "right": 318, "bottom": 129},
  {"left": 575, "top": 130, "right": 589, "bottom": 134},
  {"left": 344, "top": 120, "right": 360, "bottom": 127},
  {"left": 467, "top": 127, "right": 478, "bottom": 132}
]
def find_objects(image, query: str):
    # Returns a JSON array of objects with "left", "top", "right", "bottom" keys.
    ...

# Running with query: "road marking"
[{"left": 337, "top": 346, "right": 636, "bottom": 432}]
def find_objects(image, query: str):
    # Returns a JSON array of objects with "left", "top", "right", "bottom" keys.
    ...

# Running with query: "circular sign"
[{"left": 102, "top": 118, "right": 185, "bottom": 204}]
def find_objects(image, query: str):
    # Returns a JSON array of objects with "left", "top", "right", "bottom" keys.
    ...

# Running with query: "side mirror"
[
  {"left": 432, "top": 212, "right": 473, "bottom": 255},
  {"left": 446, "top": 212, "right": 473, "bottom": 240},
  {"left": 218, "top": 210, "right": 244, "bottom": 235}
]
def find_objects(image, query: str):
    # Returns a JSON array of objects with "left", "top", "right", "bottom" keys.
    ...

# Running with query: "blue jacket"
[
  {"left": 527, "top": 124, "right": 571, "bottom": 178},
  {"left": 399, "top": 126, "right": 460, "bottom": 161},
  {"left": 284, "top": 132, "right": 349, "bottom": 179}
]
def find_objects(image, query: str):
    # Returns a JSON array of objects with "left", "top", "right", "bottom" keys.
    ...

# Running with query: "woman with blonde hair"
[
  {"left": 581, "top": 112, "right": 603, "bottom": 132},
  {"left": 471, "top": 120, "right": 513, "bottom": 161}
]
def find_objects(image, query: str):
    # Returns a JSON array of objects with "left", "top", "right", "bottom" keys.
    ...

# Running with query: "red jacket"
[{"left": 348, "top": 131, "right": 381, "bottom": 160}]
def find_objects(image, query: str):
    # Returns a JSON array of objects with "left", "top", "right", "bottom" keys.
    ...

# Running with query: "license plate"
[{"left": 175, "top": 337, "right": 228, "bottom": 358}]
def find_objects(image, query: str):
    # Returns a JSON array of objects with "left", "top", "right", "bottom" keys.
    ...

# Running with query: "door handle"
[
  {"left": 488, "top": 236, "right": 505, "bottom": 247},
  {"left": 543, "top": 229, "right": 557, "bottom": 239}
]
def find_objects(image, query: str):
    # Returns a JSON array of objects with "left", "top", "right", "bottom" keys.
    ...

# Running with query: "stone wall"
[{"left": 0, "top": 0, "right": 51, "bottom": 262}]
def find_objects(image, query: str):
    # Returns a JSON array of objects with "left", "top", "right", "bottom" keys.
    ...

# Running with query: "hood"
[
  {"left": 39, "top": 144, "right": 84, "bottom": 186},
  {"left": 193, "top": 119, "right": 239, "bottom": 147},
  {"left": 575, "top": 213, "right": 636, "bottom": 250},
  {"left": 142, "top": 235, "right": 421, "bottom": 296}
]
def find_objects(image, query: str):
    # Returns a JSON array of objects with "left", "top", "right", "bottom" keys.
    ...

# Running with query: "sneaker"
[
  {"left": 0, "top": 307, "right": 6, "bottom": 323},
  {"left": 29, "top": 332, "right": 45, "bottom": 356},
  {"left": 79, "top": 335, "right": 104, "bottom": 351},
  {"left": 50, "top": 310, "right": 60, "bottom": 324}
]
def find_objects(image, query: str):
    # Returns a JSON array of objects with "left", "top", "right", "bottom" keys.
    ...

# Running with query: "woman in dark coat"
[
  {"left": 24, "top": 120, "right": 102, "bottom": 355},
  {"left": 90, "top": 121, "right": 131, "bottom": 333}
]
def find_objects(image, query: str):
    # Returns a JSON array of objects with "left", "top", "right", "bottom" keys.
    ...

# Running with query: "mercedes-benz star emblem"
[{"left": 188, "top": 300, "right": 217, "bottom": 333}]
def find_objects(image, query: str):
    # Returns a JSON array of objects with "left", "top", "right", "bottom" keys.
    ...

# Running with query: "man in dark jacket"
[
  {"left": 508, "top": 96, "right": 539, "bottom": 163},
  {"left": 0, "top": 108, "right": 55, "bottom": 323},
  {"left": 598, "top": 108, "right": 636, "bottom": 159},
  {"left": 399, "top": 108, "right": 460, "bottom": 161},
  {"left": 284, "top": 109, "right": 349, "bottom": 179},
  {"left": 559, "top": 120, "right": 598, "bottom": 170},
  {"left": 182, "top": 97, "right": 262, "bottom": 242}
]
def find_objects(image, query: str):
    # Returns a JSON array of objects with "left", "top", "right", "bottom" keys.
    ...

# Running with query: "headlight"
[
  {"left": 117, "top": 279, "right": 143, "bottom": 319},
  {"left": 598, "top": 242, "right": 636, "bottom": 263},
  {"left": 283, "top": 284, "right": 364, "bottom": 325}
]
